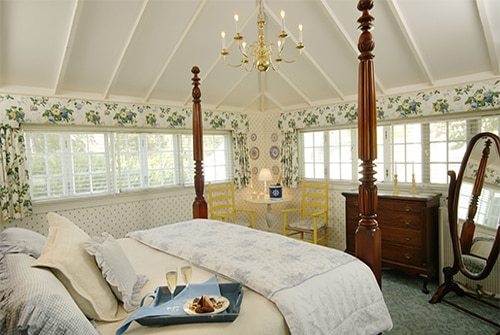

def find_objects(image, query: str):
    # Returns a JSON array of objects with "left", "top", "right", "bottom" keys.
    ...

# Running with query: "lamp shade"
[{"left": 258, "top": 168, "right": 273, "bottom": 182}]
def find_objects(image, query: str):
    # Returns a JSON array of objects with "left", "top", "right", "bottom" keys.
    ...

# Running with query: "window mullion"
[
  {"left": 140, "top": 135, "right": 148, "bottom": 188},
  {"left": 63, "top": 135, "right": 73, "bottom": 196},
  {"left": 106, "top": 133, "right": 115, "bottom": 194},
  {"left": 324, "top": 131, "right": 329, "bottom": 179},
  {"left": 173, "top": 134, "right": 182, "bottom": 185},
  {"left": 421, "top": 124, "right": 430, "bottom": 183}
]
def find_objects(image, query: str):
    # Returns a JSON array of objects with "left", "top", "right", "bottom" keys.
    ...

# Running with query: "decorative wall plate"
[
  {"left": 269, "top": 145, "right": 280, "bottom": 160},
  {"left": 250, "top": 133, "right": 257, "bottom": 142},
  {"left": 271, "top": 133, "right": 278, "bottom": 142},
  {"left": 250, "top": 147, "right": 260, "bottom": 160},
  {"left": 272, "top": 165, "right": 280, "bottom": 176}
]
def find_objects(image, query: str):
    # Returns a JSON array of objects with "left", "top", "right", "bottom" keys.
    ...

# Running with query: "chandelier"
[{"left": 220, "top": 0, "right": 304, "bottom": 73}]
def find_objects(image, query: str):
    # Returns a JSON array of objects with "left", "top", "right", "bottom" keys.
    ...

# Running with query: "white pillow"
[
  {"left": 0, "top": 227, "right": 46, "bottom": 258},
  {"left": 85, "top": 232, "right": 148, "bottom": 312},
  {"left": 32, "top": 212, "right": 127, "bottom": 321}
]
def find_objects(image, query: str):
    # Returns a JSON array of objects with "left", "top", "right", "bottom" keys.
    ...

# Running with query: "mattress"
[{"left": 96, "top": 238, "right": 289, "bottom": 335}]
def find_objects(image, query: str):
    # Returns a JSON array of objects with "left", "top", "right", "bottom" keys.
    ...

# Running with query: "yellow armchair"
[
  {"left": 207, "top": 181, "right": 255, "bottom": 228},
  {"left": 282, "top": 179, "right": 328, "bottom": 245}
]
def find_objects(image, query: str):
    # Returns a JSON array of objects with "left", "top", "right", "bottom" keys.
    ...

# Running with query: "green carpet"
[{"left": 381, "top": 270, "right": 499, "bottom": 334}]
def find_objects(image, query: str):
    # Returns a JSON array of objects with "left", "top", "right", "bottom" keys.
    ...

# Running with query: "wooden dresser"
[{"left": 342, "top": 191, "right": 441, "bottom": 293}]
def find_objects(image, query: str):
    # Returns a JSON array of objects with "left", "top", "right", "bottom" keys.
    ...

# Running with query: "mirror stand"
[{"left": 429, "top": 132, "right": 500, "bottom": 327}]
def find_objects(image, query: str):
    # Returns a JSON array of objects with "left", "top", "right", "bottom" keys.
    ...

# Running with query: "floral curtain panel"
[
  {"left": 280, "top": 130, "right": 299, "bottom": 188},
  {"left": 0, "top": 125, "right": 32, "bottom": 221},
  {"left": 232, "top": 131, "right": 251, "bottom": 188}
]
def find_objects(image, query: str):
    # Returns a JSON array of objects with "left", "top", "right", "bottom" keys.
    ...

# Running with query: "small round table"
[{"left": 245, "top": 197, "right": 292, "bottom": 228}]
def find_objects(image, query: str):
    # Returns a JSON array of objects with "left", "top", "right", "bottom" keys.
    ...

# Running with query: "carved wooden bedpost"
[
  {"left": 191, "top": 66, "right": 208, "bottom": 219},
  {"left": 356, "top": 0, "right": 382, "bottom": 286}
]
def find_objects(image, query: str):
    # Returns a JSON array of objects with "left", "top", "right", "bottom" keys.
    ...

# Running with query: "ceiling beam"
[
  {"left": 385, "top": 0, "right": 434, "bottom": 85},
  {"left": 146, "top": 0, "right": 208, "bottom": 102},
  {"left": 53, "top": 0, "right": 82, "bottom": 95},
  {"left": 476, "top": 0, "right": 500, "bottom": 75},
  {"left": 213, "top": 70, "right": 252, "bottom": 110},
  {"left": 103, "top": 0, "right": 150, "bottom": 100},
  {"left": 266, "top": 1, "right": 346, "bottom": 100}
]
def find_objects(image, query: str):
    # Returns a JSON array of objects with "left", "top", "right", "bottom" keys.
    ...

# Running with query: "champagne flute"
[
  {"left": 165, "top": 265, "right": 178, "bottom": 311},
  {"left": 181, "top": 261, "right": 192, "bottom": 294}
]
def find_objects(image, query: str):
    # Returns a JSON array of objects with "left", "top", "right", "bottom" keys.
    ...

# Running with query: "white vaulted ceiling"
[{"left": 0, "top": 0, "right": 499, "bottom": 114}]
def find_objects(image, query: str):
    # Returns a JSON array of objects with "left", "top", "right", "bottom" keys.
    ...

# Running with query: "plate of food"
[{"left": 184, "top": 295, "right": 230, "bottom": 315}]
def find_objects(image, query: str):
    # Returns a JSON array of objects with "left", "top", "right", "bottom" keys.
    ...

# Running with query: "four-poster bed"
[
  {"left": 355, "top": 0, "right": 381, "bottom": 285},
  {"left": 0, "top": 1, "right": 392, "bottom": 335},
  {"left": 189, "top": 0, "right": 382, "bottom": 284}
]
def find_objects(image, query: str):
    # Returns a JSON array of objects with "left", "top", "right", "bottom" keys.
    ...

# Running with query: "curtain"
[
  {"left": 0, "top": 125, "right": 32, "bottom": 221},
  {"left": 281, "top": 130, "right": 299, "bottom": 188},
  {"left": 231, "top": 131, "right": 251, "bottom": 189}
]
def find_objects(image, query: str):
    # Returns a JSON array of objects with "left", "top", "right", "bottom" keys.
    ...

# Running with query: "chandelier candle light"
[{"left": 220, "top": 0, "right": 304, "bottom": 73}]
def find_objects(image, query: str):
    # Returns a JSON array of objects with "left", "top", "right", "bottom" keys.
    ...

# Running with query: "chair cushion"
[
  {"left": 288, "top": 218, "right": 326, "bottom": 230},
  {"left": 462, "top": 254, "right": 487, "bottom": 275}
]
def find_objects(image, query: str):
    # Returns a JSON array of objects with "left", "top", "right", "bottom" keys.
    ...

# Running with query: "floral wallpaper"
[
  {"left": 0, "top": 95, "right": 253, "bottom": 221},
  {"left": 278, "top": 79, "right": 500, "bottom": 131},
  {"left": 277, "top": 79, "right": 500, "bottom": 187},
  {"left": 0, "top": 95, "right": 251, "bottom": 132}
]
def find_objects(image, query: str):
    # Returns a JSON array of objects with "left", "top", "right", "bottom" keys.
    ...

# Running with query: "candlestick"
[
  {"left": 392, "top": 174, "right": 399, "bottom": 195},
  {"left": 221, "top": 31, "right": 226, "bottom": 49},
  {"left": 409, "top": 173, "right": 419, "bottom": 195},
  {"left": 234, "top": 14, "right": 239, "bottom": 33},
  {"left": 280, "top": 10, "right": 285, "bottom": 31}
]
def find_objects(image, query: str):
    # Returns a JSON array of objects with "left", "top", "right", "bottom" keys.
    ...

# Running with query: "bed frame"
[{"left": 191, "top": 0, "right": 381, "bottom": 285}]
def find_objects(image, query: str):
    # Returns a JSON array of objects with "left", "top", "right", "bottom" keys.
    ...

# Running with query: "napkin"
[{"left": 115, "top": 275, "right": 221, "bottom": 335}]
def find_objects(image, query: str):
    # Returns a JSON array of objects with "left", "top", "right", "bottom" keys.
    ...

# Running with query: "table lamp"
[{"left": 258, "top": 168, "right": 273, "bottom": 198}]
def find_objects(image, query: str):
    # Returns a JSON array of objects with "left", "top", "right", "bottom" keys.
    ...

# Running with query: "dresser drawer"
[
  {"left": 381, "top": 227, "right": 422, "bottom": 247},
  {"left": 378, "top": 199, "right": 424, "bottom": 213},
  {"left": 378, "top": 211, "right": 422, "bottom": 230},
  {"left": 382, "top": 243, "right": 423, "bottom": 268}
]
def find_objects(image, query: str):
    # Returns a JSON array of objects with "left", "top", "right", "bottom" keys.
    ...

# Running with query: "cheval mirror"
[{"left": 430, "top": 132, "right": 500, "bottom": 323}]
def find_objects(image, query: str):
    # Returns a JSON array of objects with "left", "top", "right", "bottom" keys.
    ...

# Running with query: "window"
[
  {"left": 301, "top": 131, "right": 325, "bottom": 179},
  {"left": 299, "top": 113, "right": 500, "bottom": 185},
  {"left": 180, "top": 133, "right": 230, "bottom": 184},
  {"left": 329, "top": 129, "right": 355, "bottom": 181},
  {"left": 25, "top": 129, "right": 232, "bottom": 200}
]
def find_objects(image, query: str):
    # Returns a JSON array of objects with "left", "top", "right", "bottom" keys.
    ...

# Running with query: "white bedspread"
[{"left": 127, "top": 219, "right": 393, "bottom": 335}]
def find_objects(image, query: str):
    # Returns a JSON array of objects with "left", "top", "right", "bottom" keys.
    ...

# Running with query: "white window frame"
[
  {"left": 299, "top": 112, "right": 500, "bottom": 186},
  {"left": 25, "top": 127, "right": 233, "bottom": 201}
]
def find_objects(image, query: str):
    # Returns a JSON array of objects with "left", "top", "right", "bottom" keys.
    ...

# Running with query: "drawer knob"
[
  {"left": 404, "top": 220, "right": 412, "bottom": 227},
  {"left": 404, "top": 205, "right": 411, "bottom": 212},
  {"left": 405, "top": 235, "right": 412, "bottom": 241},
  {"left": 404, "top": 252, "right": 413, "bottom": 259}
]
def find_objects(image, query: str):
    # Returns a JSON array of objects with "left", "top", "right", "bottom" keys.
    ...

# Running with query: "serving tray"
[{"left": 136, "top": 283, "right": 243, "bottom": 326}]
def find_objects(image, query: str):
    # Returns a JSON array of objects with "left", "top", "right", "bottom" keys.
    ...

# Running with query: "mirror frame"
[{"left": 448, "top": 132, "right": 500, "bottom": 280}]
